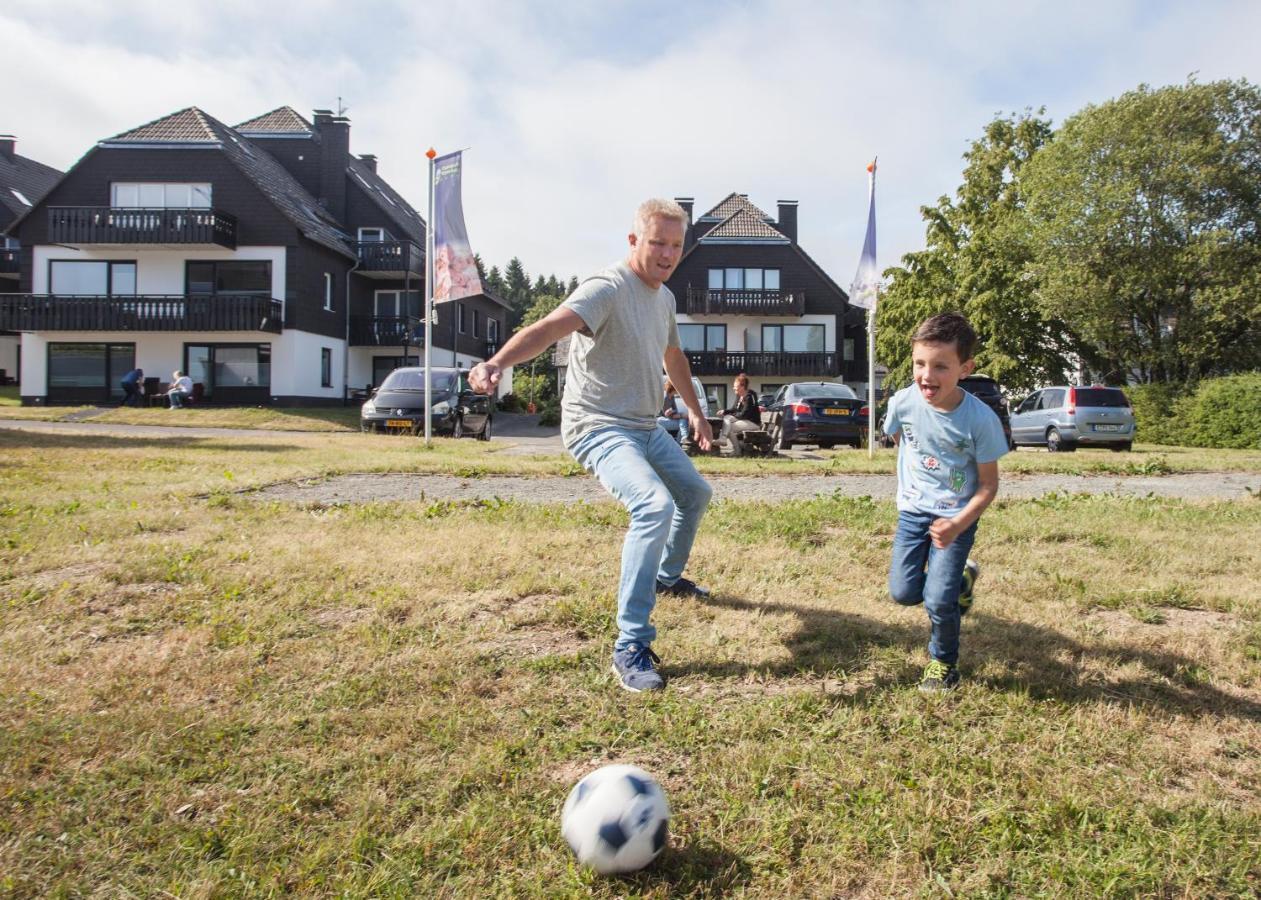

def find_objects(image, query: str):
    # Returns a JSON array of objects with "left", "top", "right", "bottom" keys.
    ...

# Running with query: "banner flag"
[
  {"left": 431, "top": 151, "right": 482, "bottom": 303},
  {"left": 849, "top": 159, "right": 878, "bottom": 311}
]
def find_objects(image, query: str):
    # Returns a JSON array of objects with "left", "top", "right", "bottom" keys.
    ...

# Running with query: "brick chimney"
[
  {"left": 312, "top": 109, "right": 350, "bottom": 222},
  {"left": 777, "top": 200, "right": 798, "bottom": 243},
  {"left": 358, "top": 154, "right": 377, "bottom": 173},
  {"left": 0, "top": 135, "right": 15, "bottom": 161},
  {"left": 674, "top": 196, "right": 693, "bottom": 224}
]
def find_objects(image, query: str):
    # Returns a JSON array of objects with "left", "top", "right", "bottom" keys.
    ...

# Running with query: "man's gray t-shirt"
[{"left": 560, "top": 260, "right": 681, "bottom": 448}]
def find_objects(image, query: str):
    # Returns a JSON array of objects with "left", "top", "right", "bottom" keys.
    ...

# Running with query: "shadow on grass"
[
  {"left": 621, "top": 836, "right": 752, "bottom": 894},
  {"left": 0, "top": 430, "right": 303, "bottom": 453},
  {"left": 682, "top": 593, "right": 1261, "bottom": 721}
]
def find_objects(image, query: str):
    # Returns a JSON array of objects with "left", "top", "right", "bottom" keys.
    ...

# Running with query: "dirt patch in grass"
[
  {"left": 476, "top": 623, "right": 589, "bottom": 658},
  {"left": 1092, "top": 607, "right": 1241, "bottom": 634},
  {"left": 11, "top": 561, "right": 111, "bottom": 593}
]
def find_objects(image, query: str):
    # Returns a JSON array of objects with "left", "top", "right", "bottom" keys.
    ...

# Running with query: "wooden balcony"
[
  {"left": 355, "top": 241, "right": 424, "bottom": 278},
  {"left": 686, "top": 350, "right": 838, "bottom": 378},
  {"left": 0, "top": 294, "right": 282, "bottom": 333},
  {"left": 48, "top": 207, "right": 237, "bottom": 248},
  {"left": 349, "top": 315, "right": 421, "bottom": 346},
  {"left": 683, "top": 287, "right": 804, "bottom": 317}
]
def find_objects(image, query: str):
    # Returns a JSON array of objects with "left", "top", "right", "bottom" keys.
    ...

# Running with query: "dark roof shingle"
[
  {"left": 698, "top": 192, "right": 774, "bottom": 222},
  {"left": 0, "top": 147, "right": 63, "bottom": 225},
  {"left": 234, "top": 107, "right": 315, "bottom": 136},
  {"left": 701, "top": 208, "right": 788, "bottom": 241},
  {"left": 105, "top": 107, "right": 220, "bottom": 144}
]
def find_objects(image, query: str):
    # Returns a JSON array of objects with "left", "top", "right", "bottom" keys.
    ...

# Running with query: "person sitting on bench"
[
  {"left": 167, "top": 370, "right": 194, "bottom": 408},
  {"left": 719, "top": 373, "right": 761, "bottom": 456}
]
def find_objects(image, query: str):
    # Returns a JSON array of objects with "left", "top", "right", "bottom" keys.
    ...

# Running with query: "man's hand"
[
  {"left": 929, "top": 516, "right": 963, "bottom": 549},
  {"left": 689, "top": 410, "right": 713, "bottom": 451},
  {"left": 469, "top": 362, "right": 501, "bottom": 395}
]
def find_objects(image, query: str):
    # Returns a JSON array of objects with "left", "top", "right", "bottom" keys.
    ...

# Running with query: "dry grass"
[{"left": 1, "top": 429, "right": 1259, "bottom": 896}]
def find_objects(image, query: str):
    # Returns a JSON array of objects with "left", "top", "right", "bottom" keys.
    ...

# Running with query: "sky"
[{"left": 4, "top": 0, "right": 1260, "bottom": 289}]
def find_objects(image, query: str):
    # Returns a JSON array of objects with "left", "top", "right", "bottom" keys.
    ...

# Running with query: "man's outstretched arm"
[{"left": 468, "top": 307, "right": 586, "bottom": 394}]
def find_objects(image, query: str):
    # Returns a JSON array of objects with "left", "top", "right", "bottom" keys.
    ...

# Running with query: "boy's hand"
[{"left": 930, "top": 516, "right": 963, "bottom": 549}]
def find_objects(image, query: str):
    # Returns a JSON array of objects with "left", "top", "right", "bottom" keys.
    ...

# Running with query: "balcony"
[
  {"left": 349, "top": 315, "right": 422, "bottom": 346},
  {"left": 0, "top": 294, "right": 282, "bottom": 333},
  {"left": 0, "top": 248, "right": 18, "bottom": 278},
  {"left": 686, "top": 350, "right": 838, "bottom": 378},
  {"left": 48, "top": 207, "right": 237, "bottom": 248},
  {"left": 684, "top": 287, "right": 804, "bottom": 317},
  {"left": 355, "top": 241, "right": 424, "bottom": 278}
]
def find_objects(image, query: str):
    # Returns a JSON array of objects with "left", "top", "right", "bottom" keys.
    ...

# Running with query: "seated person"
[
  {"left": 656, "top": 379, "right": 689, "bottom": 444},
  {"left": 719, "top": 372, "right": 761, "bottom": 455},
  {"left": 167, "top": 370, "right": 194, "bottom": 408}
]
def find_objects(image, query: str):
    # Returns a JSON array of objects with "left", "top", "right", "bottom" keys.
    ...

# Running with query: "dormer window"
[
  {"left": 112, "top": 183, "right": 212, "bottom": 208},
  {"left": 358, "top": 227, "right": 389, "bottom": 242}
]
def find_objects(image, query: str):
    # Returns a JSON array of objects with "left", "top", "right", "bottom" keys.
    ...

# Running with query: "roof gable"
[
  {"left": 698, "top": 192, "right": 774, "bottom": 222},
  {"left": 234, "top": 107, "right": 315, "bottom": 137},
  {"left": 347, "top": 157, "right": 425, "bottom": 244},
  {"left": 104, "top": 107, "right": 220, "bottom": 144},
  {"left": 701, "top": 208, "right": 789, "bottom": 242}
]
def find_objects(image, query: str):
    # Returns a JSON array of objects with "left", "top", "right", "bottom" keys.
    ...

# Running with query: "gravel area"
[{"left": 249, "top": 471, "right": 1260, "bottom": 505}]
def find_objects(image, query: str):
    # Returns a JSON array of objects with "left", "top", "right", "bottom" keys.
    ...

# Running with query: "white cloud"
[{"left": 5, "top": 0, "right": 1259, "bottom": 285}]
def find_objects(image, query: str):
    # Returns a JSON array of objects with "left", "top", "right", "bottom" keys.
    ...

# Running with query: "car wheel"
[
  {"left": 774, "top": 425, "right": 791, "bottom": 451},
  {"left": 1110, "top": 441, "right": 1132, "bottom": 453},
  {"left": 477, "top": 416, "right": 492, "bottom": 441},
  {"left": 452, "top": 416, "right": 465, "bottom": 439},
  {"left": 1046, "top": 428, "right": 1075, "bottom": 452},
  {"left": 819, "top": 441, "right": 837, "bottom": 450},
  {"left": 360, "top": 420, "right": 372, "bottom": 433}
]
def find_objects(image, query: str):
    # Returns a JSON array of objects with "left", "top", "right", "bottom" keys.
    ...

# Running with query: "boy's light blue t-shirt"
[{"left": 883, "top": 385, "right": 1008, "bottom": 516}]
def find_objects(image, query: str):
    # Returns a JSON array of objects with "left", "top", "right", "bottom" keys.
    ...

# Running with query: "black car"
[
  {"left": 765, "top": 382, "right": 867, "bottom": 450},
  {"left": 360, "top": 366, "right": 493, "bottom": 439},
  {"left": 959, "top": 375, "right": 1012, "bottom": 449}
]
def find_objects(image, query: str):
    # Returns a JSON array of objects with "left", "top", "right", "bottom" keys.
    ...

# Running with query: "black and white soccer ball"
[{"left": 561, "top": 764, "right": 670, "bottom": 875}]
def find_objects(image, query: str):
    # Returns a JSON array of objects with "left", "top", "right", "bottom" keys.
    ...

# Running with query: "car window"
[
  {"left": 773, "top": 387, "right": 787, "bottom": 404},
  {"left": 1075, "top": 388, "right": 1130, "bottom": 408},
  {"left": 1017, "top": 392, "right": 1040, "bottom": 414},
  {"left": 961, "top": 379, "right": 1001, "bottom": 398},
  {"left": 1038, "top": 389, "right": 1064, "bottom": 410},
  {"left": 379, "top": 369, "right": 454, "bottom": 392},
  {"left": 792, "top": 383, "right": 857, "bottom": 400}
]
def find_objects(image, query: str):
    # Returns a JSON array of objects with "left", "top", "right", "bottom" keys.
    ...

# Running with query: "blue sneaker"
[
  {"left": 611, "top": 643, "right": 665, "bottom": 692},
  {"left": 655, "top": 576, "right": 710, "bottom": 599}
]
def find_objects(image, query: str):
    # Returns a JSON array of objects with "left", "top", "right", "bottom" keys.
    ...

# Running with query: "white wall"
[{"left": 272, "top": 330, "right": 344, "bottom": 399}]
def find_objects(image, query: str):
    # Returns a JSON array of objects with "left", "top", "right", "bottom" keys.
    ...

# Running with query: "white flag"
[{"left": 849, "top": 159, "right": 878, "bottom": 311}]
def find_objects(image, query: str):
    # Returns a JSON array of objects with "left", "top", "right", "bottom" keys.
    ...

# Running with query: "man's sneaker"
[
  {"left": 611, "top": 643, "right": 665, "bottom": 692},
  {"left": 958, "top": 559, "right": 980, "bottom": 616},
  {"left": 655, "top": 576, "right": 710, "bottom": 599},
  {"left": 918, "top": 659, "right": 961, "bottom": 693}
]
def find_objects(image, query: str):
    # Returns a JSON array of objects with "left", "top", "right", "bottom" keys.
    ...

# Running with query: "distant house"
[
  {"left": 2, "top": 106, "right": 509, "bottom": 405},
  {"left": 0, "top": 135, "right": 63, "bottom": 385}
]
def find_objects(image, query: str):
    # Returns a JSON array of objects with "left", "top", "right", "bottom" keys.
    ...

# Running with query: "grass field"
[{"left": 1, "top": 428, "right": 1260, "bottom": 896}]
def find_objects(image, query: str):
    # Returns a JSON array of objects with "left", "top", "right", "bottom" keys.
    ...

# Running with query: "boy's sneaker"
[
  {"left": 958, "top": 559, "right": 980, "bottom": 616},
  {"left": 655, "top": 576, "right": 710, "bottom": 599},
  {"left": 612, "top": 643, "right": 665, "bottom": 692},
  {"left": 918, "top": 659, "right": 961, "bottom": 693}
]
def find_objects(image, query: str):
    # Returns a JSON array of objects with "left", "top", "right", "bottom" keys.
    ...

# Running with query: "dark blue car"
[{"left": 765, "top": 381, "right": 867, "bottom": 450}]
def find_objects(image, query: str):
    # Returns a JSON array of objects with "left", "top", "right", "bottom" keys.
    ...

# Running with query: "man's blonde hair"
[{"left": 633, "top": 198, "right": 688, "bottom": 237}]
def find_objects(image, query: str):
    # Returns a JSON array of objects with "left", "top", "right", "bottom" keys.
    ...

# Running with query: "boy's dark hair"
[{"left": 911, "top": 313, "right": 977, "bottom": 361}]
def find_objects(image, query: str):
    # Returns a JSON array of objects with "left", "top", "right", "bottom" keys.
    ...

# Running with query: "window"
[
  {"left": 186, "top": 261, "right": 271, "bottom": 295},
  {"left": 357, "top": 227, "right": 388, "bottom": 241},
  {"left": 324, "top": 273, "right": 334, "bottom": 310},
  {"left": 708, "top": 268, "right": 781, "bottom": 291},
  {"left": 678, "top": 324, "right": 726, "bottom": 352},
  {"left": 843, "top": 339, "right": 855, "bottom": 361},
  {"left": 487, "top": 317, "right": 499, "bottom": 342},
  {"left": 321, "top": 348, "right": 332, "bottom": 388},
  {"left": 47, "top": 343, "right": 135, "bottom": 401},
  {"left": 111, "top": 183, "right": 211, "bottom": 208},
  {"left": 374, "top": 290, "right": 421, "bottom": 317},
  {"left": 1039, "top": 389, "right": 1065, "bottom": 410},
  {"left": 10, "top": 189, "right": 32, "bottom": 207},
  {"left": 472, "top": 309, "right": 481, "bottom": 338},
  {"left": 184, "top": 343, "right": 271, "bottom": 397},
  {"left": 458, "top": 303, "right": 467, "bottom": 334},
  {"left": 50, "top": 260, "right": 136, "bottom": 296},
  {"left": 762, "top": 324, "right": 824, "bottom": 352},
  {"left": 372, "top": 355, "right": 419, "bottom": 386},
  {"left": 706, "top": 384, "right": 728, "bottom": 410}
]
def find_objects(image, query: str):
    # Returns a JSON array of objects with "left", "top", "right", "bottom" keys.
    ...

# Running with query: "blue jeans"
[
  {"left": 569, "top": 425, "right": 713, "bottom": 649},
  {"left": 655, "top": 415, "right": 688, "bottom": 444},
  {"left": 888, "top": 510, "right": 978, "bottom": 665}
]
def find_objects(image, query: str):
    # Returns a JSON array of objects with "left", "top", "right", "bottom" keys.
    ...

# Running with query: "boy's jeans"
[
  {"left": 888, "top": 510, "right": 978, "bottom": 666},
  {"left": 569, "top": 424, "right": 713, "bottom": 650}
]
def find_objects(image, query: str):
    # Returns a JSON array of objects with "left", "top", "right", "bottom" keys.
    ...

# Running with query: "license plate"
[
  {"left": 1094, "top": 423, "right": 1122, "bottom": 432},
  {"left": 385, "top": 419, "right": 413, "bottom": 429},
  {"left": 823, "top": 407, "right": 848, "bottom": 417}
]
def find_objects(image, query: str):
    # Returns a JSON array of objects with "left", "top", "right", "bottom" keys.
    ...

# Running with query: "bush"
[
  {"left": 1175, "top": 373, "right": 1261, "bottom": 450},
  {"left": 538, "top": 401, "right": 561, "bottom": 427},
  {"left": 497, "top": 392, "right": 525, "bottom": 413},
  {"left": 1127, "top": 382, "right": 1184, "bottom": 445}
]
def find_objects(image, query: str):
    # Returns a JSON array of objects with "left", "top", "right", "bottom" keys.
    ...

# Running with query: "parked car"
[
  {"left": 764, "top": 381, "right": 867, "bottom": 450},
  {"left": 1009, "top": 385, "right": 1134, "bottom": 452},
  {"left": 959, "top": 374, "right": 1013, "bottom": 449},
  {"left": 360, "top": 366, "right": 493, "bottom": 439}
]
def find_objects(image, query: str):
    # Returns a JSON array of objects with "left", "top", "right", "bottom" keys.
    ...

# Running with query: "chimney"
[
  {"left": 358, "top": 154, "right": 377, "bottom": 173},
  {"left": 0, "top": 135, "right": 14, "bottom": 161},
  {"left": 777, "top": 200, "right": 798, "bottom": 243},
  {"left": 312, "top": 109, "right": 350, "bottom": 223},
  {"left": 674, "top": 196, "right": 693, "bottom": 224}
]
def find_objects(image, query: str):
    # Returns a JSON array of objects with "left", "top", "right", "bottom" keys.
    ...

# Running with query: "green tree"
[
  {"left": 1023, "top": 79, "right": 1261, "bottom": 382},
  {"left": 484, "top": 265, "right": 505, "bottom": 297},
  {"left": 503, "top": 257, "right": 532, "bottom": 329},
  {"left": 567, "top": 276, "right": 580, "bottom": 296},
  {"left": 878, "top": 110, "right": 1076, "bottom": 393}
]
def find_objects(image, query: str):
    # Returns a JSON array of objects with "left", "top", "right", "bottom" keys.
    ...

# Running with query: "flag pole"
[
  {"left": 868, "top": 305, "right": 876, "bottom": 459},
  {"left": 424, "top": 147, "right": 436, "bottom": 446}
]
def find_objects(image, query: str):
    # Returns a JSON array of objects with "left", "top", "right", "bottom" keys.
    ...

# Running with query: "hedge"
[{"left": 1128, "top": 373, "right": 1261, "bottom": 449}]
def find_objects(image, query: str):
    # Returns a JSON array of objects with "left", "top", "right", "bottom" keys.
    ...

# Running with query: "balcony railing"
[
  {"left": 0, "top": 248, "right": 18, "bottom": 276},
  {"left": 349, "top": 315, "right": 422, "bottom": 346},
  {"left": 48, "top": 207, "right": 237, "bottom": 248},
  {"left": 686, "top": 350, "right": 838, "bottom": 378},
  {"left": 683, "top": 287, "right": 804, "bottom": 317},
  {"left": 0, "top": 294, "right": 282, "bottom": 333},
  {"left": 354, "top": 240, "right": 424, "bottom": 275}
]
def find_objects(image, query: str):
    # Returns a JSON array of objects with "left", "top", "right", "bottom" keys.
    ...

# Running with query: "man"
[
  {"left": 120, "top": 367, "right": 143, "bottom": 407},
  {"left": 469, "top": 198, "right": 713, "bottom": 692},
  {"left": 167, "top": 370, "right": 194, "bottom": 408}
]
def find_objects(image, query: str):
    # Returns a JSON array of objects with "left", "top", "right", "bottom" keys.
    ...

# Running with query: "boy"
[{"left": 882, "top": 313, "right": 1007, "bottom": 692}]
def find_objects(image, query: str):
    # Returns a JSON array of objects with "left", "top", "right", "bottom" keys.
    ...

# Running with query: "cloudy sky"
[{"left": 5, "top": 0, "right": 1260, "bottom": 287}]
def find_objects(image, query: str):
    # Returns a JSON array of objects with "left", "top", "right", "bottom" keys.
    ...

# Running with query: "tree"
[
  {"left": 878, "top": 110, "right": 1077, "bottom": 393},
  {"left": 1022, "top": 79, "right": 1261, "bottom": 382},
  {"left": 503, "top": 257, "right": 532, "bottom": 329},
  {"left": 568, "top": 276, "right": 580, "bottom": 296},
  {"left": 484, "top": 265, "right": 505, "bottom": 297}
]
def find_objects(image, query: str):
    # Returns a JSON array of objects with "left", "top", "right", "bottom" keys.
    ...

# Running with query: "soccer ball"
[{"left": 561, "top": 764, "right": 670, "bottom": 874}]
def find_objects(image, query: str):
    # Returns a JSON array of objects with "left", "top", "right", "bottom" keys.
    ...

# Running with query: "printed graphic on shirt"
[
  {"left": 922, "top": 455, "right": 940, "bottom": 471},
  {"left": 950, "top": 469, "right": 967, "bottom": 492},
  {"left": 903, "top": 424, "right": 917, "bottom": 447},
  {"left": 954, "top": 438, "right": 969, "bottom": 452}
]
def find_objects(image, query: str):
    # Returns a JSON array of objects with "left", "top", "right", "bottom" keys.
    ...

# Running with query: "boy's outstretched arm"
[{"left": 929, "top": 461, "right": 999, "bottom": 549}]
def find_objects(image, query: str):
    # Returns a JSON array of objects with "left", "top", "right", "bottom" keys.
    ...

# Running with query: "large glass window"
[
  {"left": 707, "top": 269, "right": 723, "bottom": 290},
  {"left": 374, "top": 290, "right": 421, "bottom": 317},
  {"left": 47, "top": 343, "right": 134, "bottom": 400},
  {"left": 744, "top": 268, "right": 763, "bottom": 290},
  {"left": 763, "top": 324, "right": 825, "bottom": 352},
  {"left": 679, "top": 324, "right": 726, "bottom": 352},
  {"left": 184, "top": 344, "right": 270, "bottom": 397},
  {"left": 372, "top": 355, "right": 419, "bottom": 386},
  {"left": 112, "top": 183, "right": 212, "bottom": 208},
  {"left": 50, "top": 260, "right": 136, "bottom": 296},
  {"left": 186, "top": 261, "right": 271, "bottom": 295},
  {"left": 724, "top": 268, "right": 743, "bottom": 290},
  {"left": 708, "top": 268, "right": 781, "bottom": 290}
]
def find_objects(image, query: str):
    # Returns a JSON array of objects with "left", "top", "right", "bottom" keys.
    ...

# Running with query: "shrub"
[
  {"left": 1127, "top": 382, "right": 1184, "bottom": 445},
  {"left": 497, "top": 392, "right": 524, "bottom": 413},
  {"left": 538, "top": 401, "right": 561, "bottom": 427},
  {"left": 1175, "top": 372, "right": 1261, "bottom": 450}
]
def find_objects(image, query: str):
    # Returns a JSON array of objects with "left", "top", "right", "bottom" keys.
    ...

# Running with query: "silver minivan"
[{"left": 1010, "top": 385, "right": 1135, "bottom": 452}]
